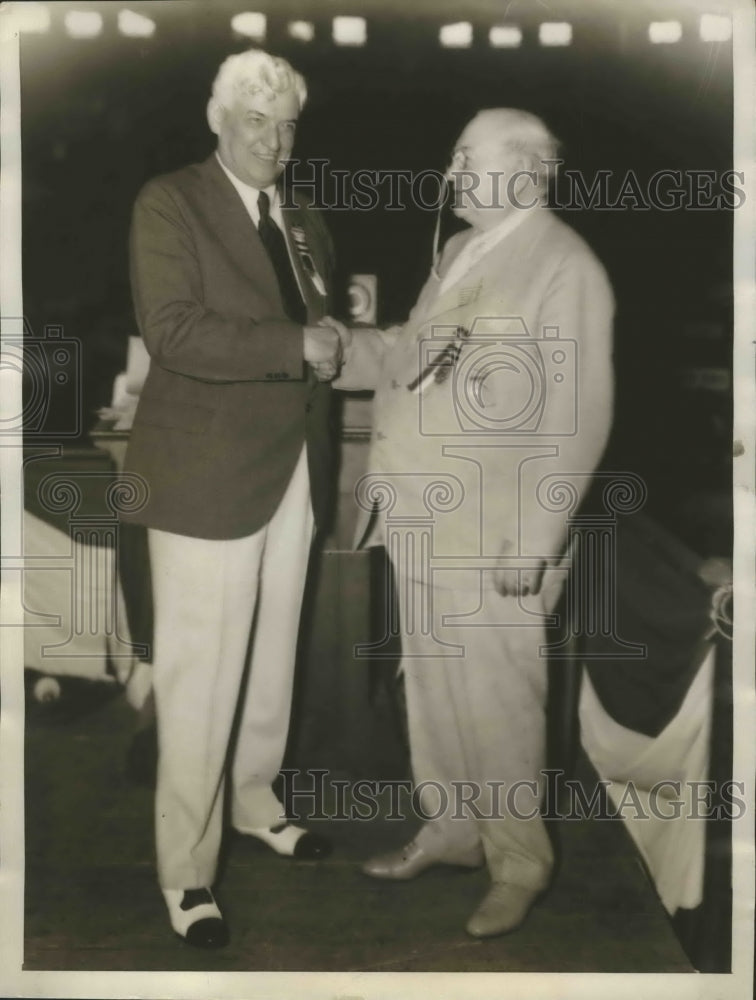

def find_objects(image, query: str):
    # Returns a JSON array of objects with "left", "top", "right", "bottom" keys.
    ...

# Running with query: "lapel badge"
[
  {"left": 407, "top": 325, "right": 470, "bottom": 394},
  {"left": 290, "top": 225, "right": 326, "bottom": 297}
]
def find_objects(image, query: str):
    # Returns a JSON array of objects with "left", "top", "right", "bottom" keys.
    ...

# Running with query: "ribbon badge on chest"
[
  {"left": 407, "top": 325, "right": 471, "bottom": 395},
  {"left": 290, "top": 225, "right": 327, "bottom": 298}
]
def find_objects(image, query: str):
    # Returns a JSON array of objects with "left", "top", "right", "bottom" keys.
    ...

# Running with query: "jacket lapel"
[
  {"left": 280, "top": 199, "right": 328, "bottom": 322},
  {"left": 408, "top": 210, "right": 549, "bottom": 332},
  {"left": 197, "top": 155, "right": 284, "bottom": 314}
]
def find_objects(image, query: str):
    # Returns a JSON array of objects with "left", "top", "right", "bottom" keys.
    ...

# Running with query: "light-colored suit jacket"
[{"left": 337, "top": 207, "right": 614, "bottom": 581}]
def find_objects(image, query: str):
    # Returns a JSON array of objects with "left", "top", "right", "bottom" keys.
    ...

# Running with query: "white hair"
[
  {"left": 211, "top": 49, "right": 307, "bottom": 111},
  {"left": 475, "top": 108, "right": 560, "bottom": 188}
]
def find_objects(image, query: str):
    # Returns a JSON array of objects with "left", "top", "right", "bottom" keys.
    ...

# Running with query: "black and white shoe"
[
  {"left": 162, "top": 887, "right": 229, "bottom": 948},
  {"left": 236, "top": 822, "right": 332, "bottom": 859}
]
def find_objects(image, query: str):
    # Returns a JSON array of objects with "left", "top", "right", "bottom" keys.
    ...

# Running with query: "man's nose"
[
  {"left": 448, "top": 150, "right": 465, "bottom": 173},
  {"left": 259, "top": 121, "right": 280, "bottom": 151}
]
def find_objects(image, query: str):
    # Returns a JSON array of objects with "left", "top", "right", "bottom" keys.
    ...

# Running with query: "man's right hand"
[
  {"left": 304, "top": 324, "right": 343, "bottom": 381},
  {"left": 319, "top": 315, "right": 353, "bottom": 352}
]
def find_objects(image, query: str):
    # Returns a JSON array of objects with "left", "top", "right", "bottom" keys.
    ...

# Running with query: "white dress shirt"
[
  {"left": 215, "top": 152, "right": 306, "bottom": 299},
  {"left": 216, "top": 151, "right": 283, "bottom": 227}
]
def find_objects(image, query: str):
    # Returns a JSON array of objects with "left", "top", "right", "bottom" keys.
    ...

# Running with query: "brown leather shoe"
[
  {"left": 465, "top": 883, "right": 540, "bottom": 938},
  {"left": 361, "top": 838, "right": 485, "bottom": 880}
]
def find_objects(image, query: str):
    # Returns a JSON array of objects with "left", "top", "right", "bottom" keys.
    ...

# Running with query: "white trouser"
[
  {"left": 396, "top": 569, "right": 555, "bottom": 891},
  {"left": 148, "top": 447, "right": 314, "bottom": 889}
]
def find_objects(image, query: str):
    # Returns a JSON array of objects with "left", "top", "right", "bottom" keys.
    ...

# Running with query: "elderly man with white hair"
[
  {"left": 122, "top": 49, "right": 342, "bottom": 947},
  {"left": 328, "top": 108, "right": 615, "bottom": 938}
]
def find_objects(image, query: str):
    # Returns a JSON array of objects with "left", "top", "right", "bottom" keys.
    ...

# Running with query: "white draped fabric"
[
  {"left": 579, "top": 645, "right": 715, "bottom": 914},
  {"left": 23, "top": 510, "right": 136, "bottom": 687}
]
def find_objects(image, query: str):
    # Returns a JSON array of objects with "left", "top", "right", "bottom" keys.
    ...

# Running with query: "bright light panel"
[
  {"left": 231, "top": 12, "right": 266, "bottom": 40},
  {"left": 288, "top": 20, "right": 315, "bottom": 42},
  {"left": 64, "top": 10, "right": 103, "bottom": 38},
  {"left": 333, "top": 16, "right": 366, "bottom": 46},
  {"left": 699, "top": 13, "right": 732, "bottom": 41},
  {"left": 14, "top": 2, "right": 50, "bottom": 33},
  {"left": 539, "top": 22, "right": 572, "bottom": 46},
  {"left": 648, "top": 21, "right": 682, "bottom": 43},
  {"left": 440, "top": 22, "right": 473, "bottom": 48},
  {"left": 489, "top": 25, "right": 522, "bottom": 48},
  {"left": 118, "top": 9, "right": 156, "bottom": 38}
]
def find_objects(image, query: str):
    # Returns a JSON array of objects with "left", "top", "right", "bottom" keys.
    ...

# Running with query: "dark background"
[{"left": 20, "top": 0, "right": 734, "bottom": 553}]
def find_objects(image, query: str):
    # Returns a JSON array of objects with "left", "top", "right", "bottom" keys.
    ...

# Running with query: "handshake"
[{"left": 303, "top": 316, "right": 352, "bottom": 382}]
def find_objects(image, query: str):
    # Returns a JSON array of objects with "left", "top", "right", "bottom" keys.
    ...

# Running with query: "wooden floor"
[{"left": 22, "top": 678, "right": 695, "bottom": 975}]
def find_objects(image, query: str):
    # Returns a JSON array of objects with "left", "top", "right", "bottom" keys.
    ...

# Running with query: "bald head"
[
  {"left": 467, "top": 109, "right": 558, "bottom": 162},
  {"left": 449, "top": 109, "right": 560, "bottom": 229}
]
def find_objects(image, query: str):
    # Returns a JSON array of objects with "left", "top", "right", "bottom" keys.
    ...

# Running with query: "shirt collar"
[
  {"left": 466, "top": 205, "right": 533, "bottom": 251},
  {"left": 436, "top": 206, "right": 536, "bottom": 292},
  {"left": 215, "top": 152, "right": 277, "bottom": 225}
]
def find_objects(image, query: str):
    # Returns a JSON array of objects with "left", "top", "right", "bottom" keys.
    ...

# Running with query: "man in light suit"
[
  {"left": 330, "top": 109, "right": 614, "bottom": 938},
  {"left": 121, "top": 50, "right": 342, "bottom": 947}
]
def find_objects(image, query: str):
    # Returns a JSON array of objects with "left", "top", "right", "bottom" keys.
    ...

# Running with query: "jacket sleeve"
[
  {"left": 304, "top": 200, "right": 337, "bottom": 316},
  {"left": 129, "top": 179, "right": 305, "bottom": 383}
]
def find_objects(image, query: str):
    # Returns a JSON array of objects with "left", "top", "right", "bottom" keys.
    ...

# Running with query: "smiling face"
[{"left": 209, "top": 86, "right": 300, "bottom": 189}]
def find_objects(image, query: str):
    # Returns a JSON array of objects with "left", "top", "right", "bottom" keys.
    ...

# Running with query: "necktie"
[{"left": 257, "top": 190, "right": 307, "bottom": 325}]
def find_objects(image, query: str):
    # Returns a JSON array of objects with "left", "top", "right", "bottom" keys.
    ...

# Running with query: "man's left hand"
[
  {"left": 311, "top": 361, "right": 339, "bottom": 381},
  {"left": 304, "top": 323, "right": 343, "bottom": 382}
]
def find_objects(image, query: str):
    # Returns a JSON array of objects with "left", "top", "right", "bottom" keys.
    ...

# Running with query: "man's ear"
[
  {"left": 514, "top": 150, "right": 533, "bottom": 180},
  {"left": 207, "top": 98, "right": 224, "bottom": 136},
  {"left": 510, "top": 152, "right": 538, "bottom": 201}
]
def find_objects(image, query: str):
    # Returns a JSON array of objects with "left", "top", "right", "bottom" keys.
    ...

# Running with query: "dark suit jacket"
[{"left": 122, "top": 154, "right": 336, "bottom": 539}]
